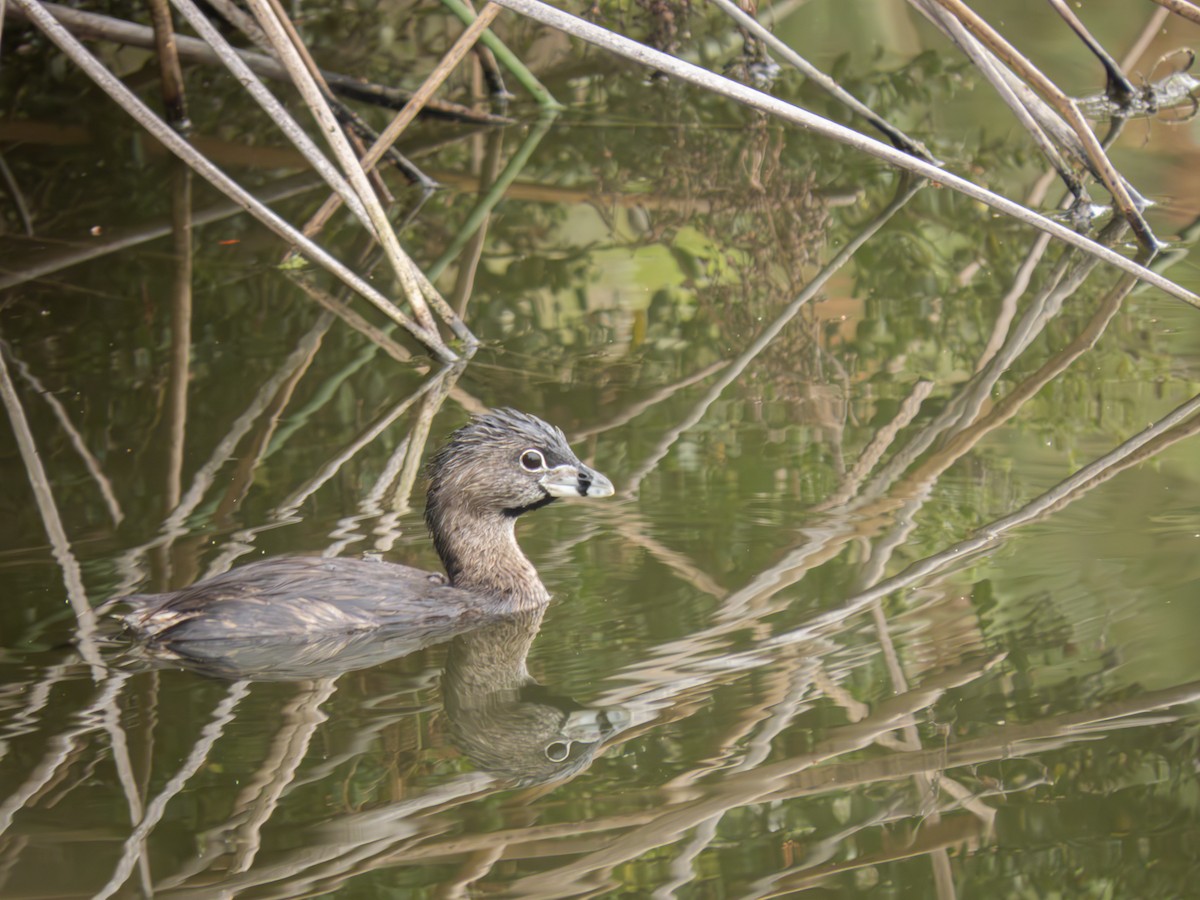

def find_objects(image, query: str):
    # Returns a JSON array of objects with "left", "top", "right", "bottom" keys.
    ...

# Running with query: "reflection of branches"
[
  {"left": 508, "top": 656, "right": 1002, "bottom": 898},
  {"left": 273, "top": 364, "right": 459, "bottom": 521},
  {"left": 769, "top": 389, "right": 1200, "bottom": 651},
  {"left": 0, "top": 671, "right": 129, "bottom": 839},
  {"left": 325, "top": 362, "right": 465, "bottom": 557},
  {"left": 1, "top": 340, "right": 123, "bottom": 526},
  {"left": 570, "top": 360, "right": 727, "bottom": 441},
  {"left": 625, "top": 176, "right": 925, "bottom": 494},
  {"left": 93, "top": 680, "right": 251, "bottom": 900},
  {"left": 0, "top": 343, "right": 101, "bottom": 673}
]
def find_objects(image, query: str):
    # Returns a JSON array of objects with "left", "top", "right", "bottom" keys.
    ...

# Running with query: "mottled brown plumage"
[{"left": 119, "top": 409, "right": 613, "bottom": 652}]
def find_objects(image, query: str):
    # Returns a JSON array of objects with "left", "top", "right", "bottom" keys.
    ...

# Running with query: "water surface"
[{"left": 2, "top": 1, "right": 1199, "bottom": 896}]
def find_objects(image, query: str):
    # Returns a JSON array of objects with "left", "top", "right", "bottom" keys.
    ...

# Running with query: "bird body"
[{"left": 119, "top": 409, "right": 613, "bottom": 649}]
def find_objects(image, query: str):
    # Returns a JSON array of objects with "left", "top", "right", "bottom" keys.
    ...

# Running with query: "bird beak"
[{"left": 541, "top": 463, "right": 615, "bottom": 499}]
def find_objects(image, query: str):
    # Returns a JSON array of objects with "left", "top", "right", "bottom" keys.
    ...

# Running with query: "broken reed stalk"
[
  {"left": 11, "top": 0, "right": 460, "bottom": 360},
  {"left": 930, "top": 0, "right": 1159, "bottom": 249},
  {"left": 1045, "top": 0, "right": 1137, "bottom": 101},
  {"left": 489, "top": 0, "right": 1199, "bottom": 308}
]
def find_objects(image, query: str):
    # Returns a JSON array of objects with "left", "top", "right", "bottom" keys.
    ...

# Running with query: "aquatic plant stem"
[
  {"left": 441, "top": 0, "right": 560, "bottom": 108},
  {"left": 11, "top": 0, "right": 456, "bottom": 360},
  {"left": 490, "top": 0, "right": 1199, "bottom": 307},
  {"left": 427, "top": 111, "right": 556, "bottom": 280}
]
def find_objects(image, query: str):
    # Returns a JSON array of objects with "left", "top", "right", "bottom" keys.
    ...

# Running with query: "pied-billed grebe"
[{"left": 120, "top": 409, "right": 613, "bottom": 644}]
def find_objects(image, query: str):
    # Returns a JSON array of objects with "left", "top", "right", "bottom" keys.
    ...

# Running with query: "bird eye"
[{"left": 520, "top": 449, "right": 546, "bottom": 471}]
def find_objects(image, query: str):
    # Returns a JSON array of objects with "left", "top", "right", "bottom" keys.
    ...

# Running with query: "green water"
[{"left": 2, "top": 1, "right": 1199, "bottom": 896}]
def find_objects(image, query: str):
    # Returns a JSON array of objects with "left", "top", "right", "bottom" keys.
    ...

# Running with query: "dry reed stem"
[
  {"left": 9, "top": 3, "right": 508, "bottom": 125},
  {"left": 12, "top": 0, "right": 456, "bottom": 357},
  {"left": 304, "top": 0, "right": 506, "bottom": 240},
  {"left": 493, "top": 0, "right": 1199, "bottom": 304},
  {"left": 244, "top": 0, "right": 443, "bottom": 331},
  {"left": 931, "top": 0, "right": 1158, "bottom": 247},
  {"left": 168, "top": 0, "right": 376, "bottom": 231},
  {"left": 146, "top": 0, "right": 189, "bottom": 128},
  {"left": 1149, "top": 0, "right": 1200, "bottom": 26}
]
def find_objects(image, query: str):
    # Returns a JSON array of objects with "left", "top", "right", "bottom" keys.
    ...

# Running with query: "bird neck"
[{"left": 426, "top": 498, "right": 550, "bottom": 608}]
